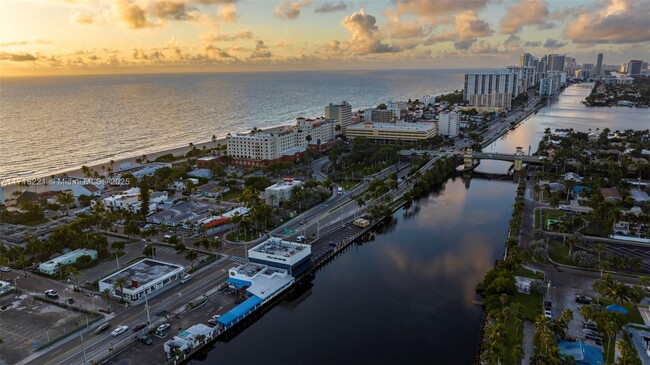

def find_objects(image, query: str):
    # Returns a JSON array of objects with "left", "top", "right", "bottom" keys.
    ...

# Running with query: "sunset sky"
[{"left": 1, "top": 0, "right": 649, "bottom": 76}]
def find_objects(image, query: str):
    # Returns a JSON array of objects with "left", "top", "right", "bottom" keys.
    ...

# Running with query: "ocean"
[{"left": 0, "top": 69, "right": 467, "bottom": 180}]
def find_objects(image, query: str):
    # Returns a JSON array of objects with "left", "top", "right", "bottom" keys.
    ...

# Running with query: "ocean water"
[{"left": 0, "top": 69, "right": 467, "bottom": 180}]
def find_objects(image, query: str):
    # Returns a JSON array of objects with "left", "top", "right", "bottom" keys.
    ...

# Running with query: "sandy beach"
[{"left": 1, "top": 125, "right": 288, "bottom": 198}]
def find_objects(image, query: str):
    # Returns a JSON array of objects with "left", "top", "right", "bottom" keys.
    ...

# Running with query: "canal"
[{"left": 193, "top": 83, "right": 649, "bottom": 365}]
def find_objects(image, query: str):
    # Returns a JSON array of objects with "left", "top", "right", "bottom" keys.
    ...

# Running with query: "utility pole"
[
  {"left": 80, "top": 333, "right": 88, "bottom": 365},
  {"left": 116, "top": 253, "right": 120, "bottom": 270},
  {"left": 144, "top": 292, "right": 151, "bottom": 325}
]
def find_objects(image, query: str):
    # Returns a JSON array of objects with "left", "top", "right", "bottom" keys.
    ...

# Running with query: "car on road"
[
  {"left": 180, "top": 275, "right": 193, "bottom": 284},
  {"left": 95, "top": 322, "right": 112, "bottom": 334},
  {"left": 544, "top": 310, "right": 552, "bottom": 319},
  {"left": 111, "top": 325, "right": 129, "bottom": 336},
  {"left": 575, "top": 295, "right": 592, "bottom": 304},
  {"left": 132, "top": 322, "right": 147, "bottom": 332},
  {"left": 139, "top": 336, "right": 153, "bottom": 345},
  {"left": 299, "top": 220, "right": 306, "bottom": 225},
  {"left": 157, "top": 323, "right": 170, "bottom": 333},
  {"left": 0, "top": 267, "right": 11, "bottom": 272},
  {"left": 44, "top": 289, "right": 59, "bottom": 298}
]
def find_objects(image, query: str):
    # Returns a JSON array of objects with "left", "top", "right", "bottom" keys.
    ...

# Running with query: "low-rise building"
[
  {"left": 601, "top": 187, "right": 622, "bottom": 202},
  {"left": 630, "top": 190, "right": 650, "bottom": 206},
  {"left": 345, "top": 121, "right": 437, "bottom": 142},
  {"left": 264, "top": 178, "right": 303, "bottom": 206},
  {"left": 164, "top": 324, "right": 217, "bottom": 359},
  {"left": 196, "top": 155, "right": 220, "bottom": 169},
  {"left": 39, "top": 249, "right": 98, "bottom": 275},
  {"left": 98, "top": 259, "right": 186, "bottom": 303},
  {"left": 248, "top": 237, "right": 311, "bottom": 276},
  {"left": 113, "top": 162, "right": 172, "bottom": 182}
]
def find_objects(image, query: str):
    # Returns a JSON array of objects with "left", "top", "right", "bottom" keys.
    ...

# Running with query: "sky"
[{"left": 1, "top": 0, "right": 649, "bottom": 77}]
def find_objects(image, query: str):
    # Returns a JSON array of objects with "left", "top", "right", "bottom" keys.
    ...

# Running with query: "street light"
[{"left": 92, "top": 295, "right": 97, "bottom": 312}]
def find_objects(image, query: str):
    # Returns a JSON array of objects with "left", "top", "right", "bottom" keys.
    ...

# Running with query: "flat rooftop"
[
  {"left": 100, "top": 259, "right": 183, "bottom": 289},
  {"left": 234, "top": 262, "right": 266, "bottom": 278},
  {"left": 347, "top": 122, "right": 434, "bottom": 132},
  {"left": 250, "top": 237, "right": 307, "bottom": 258}
]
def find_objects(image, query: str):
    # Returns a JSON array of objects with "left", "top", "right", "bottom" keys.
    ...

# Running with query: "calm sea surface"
[
  {"left": 190, "top": 83, "right": 649, "bottom": 365},
  {"left": 0, "top": 69, "right": 466, "bottom": 180}
]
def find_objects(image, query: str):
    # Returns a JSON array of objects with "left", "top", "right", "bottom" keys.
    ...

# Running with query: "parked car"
[
  {"left": 44, "top": 289, "right": 59, "bottom": 298},
  {"left": 157, "top": 323, "right": 170, "bottom": 333},
  {"left": 582, "top": 321, "right": 598, "bottom": 331},
  {"left": 575, "top": 295, "right": 592, "bottom": 304},
  {"left": 139, "top": 336, "right": 153, "bottom": 345},
  {"left": 95, "top": 322, "right": 112, "bottom": 335},
  {"left": 584, "top": 331, "right": 602, "bottom": 341},
  {"left": 544, "top": 310, "right": 552, "bottom": 319},
  {"left": 0, "top": 267, "right": 11, "bottom": 272},
  {"left": 132, "top": 322, "right": 147, "bottom": 332},
  {"left": 111, "top": 325, "right": 129, "bottom": 336}
]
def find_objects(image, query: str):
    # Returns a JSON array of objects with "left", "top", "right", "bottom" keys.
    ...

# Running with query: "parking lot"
[
  {"left": 581, "top": 240, "right": 650, "bottom": 274},
  {"left": 0, "top": 293, "right": 98, "bottom": 365},
  {"left": 104, "top": 286, "right": 239, "bottom": 365}
]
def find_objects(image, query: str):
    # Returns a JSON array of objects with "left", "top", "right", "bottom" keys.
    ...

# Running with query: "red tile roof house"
[{"left": 601, "top": 187, "right": 622, "bottom": 202}]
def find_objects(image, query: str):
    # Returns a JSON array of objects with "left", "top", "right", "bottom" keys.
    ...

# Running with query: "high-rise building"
[
  {"left": 324, "top": 101, "right": 352, "bottom": 132},
  {"left": 619, "top": 63, "right": 628, "bottom": 73},
  {"left": 564, "top": 57, "right": 577, "bottom": 76},
  {"left": 595, "top": 53, "right": 603, "bottom": 76},
  {"left": 507, "top": 66, "right": 537, "bottom": 89},
  {"left": 421, "top": 95, "right": 436, "bottom": 106},
  {"left": 627, "top": 60, "right": 643, "bottom": 75},
  {"left": 438, "top": 112, "right": 459, "bottom": 137},
  {"left": 463, "top": 71, "right": 519, "bottom": 110},
  {"left": 520, "top": 53, "right": 536, "bottom": 67},
  {"left": 548, "top": 54, "right": 566, "bottom": 72},
  {"left": 582, "top": 63, "right": 594, "bottom": 71}
]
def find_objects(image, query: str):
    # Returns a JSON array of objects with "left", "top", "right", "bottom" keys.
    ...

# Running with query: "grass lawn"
[
  {"left": 219, "top": 189, "right": 242, "bottom": 202},
  {"left": 512, "top": 292, "right": 543, "bottom": 321},
  {"left": 547, "top": 240, "right": 576, "bottom": 266},
  {"left": 595, "top": 298, "right": 645, "bottom": 325},
  {"left": 514, "top": 266, "right": 545, "bottom": 280},
  {"left": 537, "top": 209, "right": 569, "bottom": 230},
  {"left": 503, "top": 318, "right": 522, "bottom": 365}
]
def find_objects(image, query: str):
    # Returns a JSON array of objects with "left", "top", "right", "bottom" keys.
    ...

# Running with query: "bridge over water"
[{"left": 400, "top": 147, "right": 546, "bottom": 172}]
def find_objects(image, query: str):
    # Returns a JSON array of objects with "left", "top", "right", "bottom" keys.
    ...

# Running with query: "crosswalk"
[{"left": 228, "top": 256, "right": 247, "bottom": 264}]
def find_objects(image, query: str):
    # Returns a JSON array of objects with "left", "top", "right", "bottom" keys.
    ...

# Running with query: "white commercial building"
[
  {"left": 463, "top": 71, "right": 519, "bottom": 110},
  {"left": 227, "top": 117, "right": 336, "bottom": 163},
  {"left": 421, "top": 95, "right": 436, "bottom": 106},
  {"left": 346, "top": 121, "right": 437, "bottom": 142},
  {"left": 248, "top": 237, "right": 312, "bottom": 275},
  {"left": 98, "top": 259, "right": 186, "bottom": 303},
  {"left": 164, "top": 323, "right": 217, "bottom": 358},
  {"left": 264, "top": 178, "right": 303, "bottom": 206},
  {"left": 324, "top": 101, "right": 352, "bottom": 132},
  {"left": 601, "top": 73, "right": 635, "bottom": 85},
  {"left": 438, "top": 112, "right": 459, "bottom": 137},
  {"left": 539, "top": 71, "right": 564, "bottom": 96},
  {"left": 39, "top": 249, "right": 97, "bottom": 275}
]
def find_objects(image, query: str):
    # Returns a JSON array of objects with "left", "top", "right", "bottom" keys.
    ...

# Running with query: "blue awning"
[
  {"left": 217, "top": 295, "right": 263, "bottom": 327},
  {"left": 227, "top": 277, "right": 252, "bottom": 289}
]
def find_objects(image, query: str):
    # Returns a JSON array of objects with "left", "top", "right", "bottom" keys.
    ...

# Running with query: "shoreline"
[{"left": 0, "top": 125, "right": 288, "bottom": 196}]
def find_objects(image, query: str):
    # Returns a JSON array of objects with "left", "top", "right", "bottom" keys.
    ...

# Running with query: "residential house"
[{"left": 601, "top": 187, "right": 622, "bottom": 202}]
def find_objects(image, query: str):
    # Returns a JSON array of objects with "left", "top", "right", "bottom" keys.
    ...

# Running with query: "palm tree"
[
  {"left": 512, "top": 344, "right": 524, "bottom": 365},
  {"left": 65, "top": 266, "right": 81, "bottom": 288},
  {"left": 113, "top": 277, "right": 127, "bottom": 303},
  {"left": 56, "top": 191, "right": 75, "bottom": 216},
  {"left": 102, "top": 288, "right": 111, "bottom": 311},
  {"left": 184, "top": 250, "right": 198, "bottom": 268},
  {"left": 579, "top": 305, "right": 594, "bottom": 324},
  {"left": 592, "top": 243, "right": 607, "bottom": 263}
]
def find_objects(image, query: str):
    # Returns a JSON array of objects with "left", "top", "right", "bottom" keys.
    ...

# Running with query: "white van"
[{"left": 180, "top": 274, "right": 192, "bottom": 283}]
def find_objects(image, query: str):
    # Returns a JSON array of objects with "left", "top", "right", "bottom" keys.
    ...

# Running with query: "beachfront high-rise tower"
[{"left": 325, "top": 101, "right": 352, "bottom": 132}]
